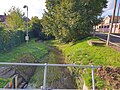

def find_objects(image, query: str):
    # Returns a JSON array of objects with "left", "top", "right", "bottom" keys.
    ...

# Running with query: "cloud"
[
  {"left": 0, "top": 0, "right": 46, "bottom": 19},
  {"left": 102, "top": 0, "right": 119, "bottom": 17},
  {"left": 28, "top": 0, "right": 46, "bottom": 19},
  {"left": 103, "top": 0, "right": 114, "bottom": 11},
  {"left": 102, "top": 0, "right": 114, "bottom": 17},
  {"left": 19, "top": 0, "right": 46, "bottom": 19}
]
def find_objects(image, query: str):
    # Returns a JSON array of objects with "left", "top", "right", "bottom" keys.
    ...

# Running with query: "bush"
[
  {"left": 0, "top": 30, "right": 25, "bottom": 52},
  {"left": 0, "top": 27, "right": 4, "bottom": 31}
]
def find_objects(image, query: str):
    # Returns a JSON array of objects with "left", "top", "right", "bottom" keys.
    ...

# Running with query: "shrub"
[{"left": 0, "top": 30, "right": 25, "bottom": 52}]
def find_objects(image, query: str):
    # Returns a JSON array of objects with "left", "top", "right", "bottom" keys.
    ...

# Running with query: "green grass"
[
  {"left": 50, "top": 37, "right": 120, "bottom": 89},
  {"left": 0, "top": 39, "right": 48, "bottom": 62},
  {"left": 29, "top": 51, "right": 62, "bottom": 88},
  {"left": 0, "top": 39, "right": 49, "bottom": 88},
  {"left": 0, "top": 78, "right": 10, "bottom": 88},
  {"left": 54, "top": 37, "right": 120, "bottom": 67},
  {"left": 1, "top": 37, "right": 120, "bottom": 89}
]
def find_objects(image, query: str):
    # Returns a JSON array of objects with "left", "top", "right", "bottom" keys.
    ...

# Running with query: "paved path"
[{"left": 95, "top": 33, "right": 120, "bottom": 46}]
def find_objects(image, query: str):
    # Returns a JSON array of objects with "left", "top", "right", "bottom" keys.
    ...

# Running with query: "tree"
[
  {"left": 42, "top": 0, "right": 107, "bottom": 42},
  {"left": 41, "top": 0, "right": 61, "bottom": 40},
  {"left": 5, "top": 6, "right": 25, "bottom": 30},
  {"left": 29, "top": 16, "right": 42, "bottom": 38}
]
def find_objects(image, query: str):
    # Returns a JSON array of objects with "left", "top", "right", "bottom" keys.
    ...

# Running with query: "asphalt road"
[{"left": 95, "top": 33, "right": 120, "bottom": 45}]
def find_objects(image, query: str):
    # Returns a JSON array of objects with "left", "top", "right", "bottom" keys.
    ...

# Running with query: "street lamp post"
[{"left": 23, "top": 5, "right": 29, "bottom": 44}]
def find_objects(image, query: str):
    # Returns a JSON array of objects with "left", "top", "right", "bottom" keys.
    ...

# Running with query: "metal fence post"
[
  {"left": 0, "top": 62, "right": 100, "bottom": 89},
  {"left": 43, "top": 63, "right": 47, "bottom": 90},
  {"left": 15, "top": 74, "right": 18, "bottom": 89},
  {"left": 12, "top": 75, "right": 16, "bottom": 89},
  {"left": 91, "top": 65, "right": 95, "bottom": 90}
]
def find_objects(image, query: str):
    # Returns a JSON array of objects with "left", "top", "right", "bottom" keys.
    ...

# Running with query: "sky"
[
  {"left": 0, "top": 0, "right": 119, "bottom": 19},
  {"left": 0, "top": 0, "right": 46, "bottom": 19},
  {"left": 102, "top": 0, "right": 120, "bottom": 17}
]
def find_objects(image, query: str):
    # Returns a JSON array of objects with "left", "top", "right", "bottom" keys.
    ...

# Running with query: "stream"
[{"left": 27, "top": 46, "right": 76, "bottom": 89}]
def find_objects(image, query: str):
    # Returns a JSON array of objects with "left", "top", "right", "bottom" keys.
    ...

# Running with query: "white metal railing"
[
  {"left": 110, "top": 34, "right": 120, "bottom": 38},
  {"left": 0, "top": 62, "right": 100, "bottom": 90},
  {"left": 96, "top": 33, "right": 120, "bottom": 47},
  {"left": 109, "top": 34, "right": 120, "bottom": 46}
]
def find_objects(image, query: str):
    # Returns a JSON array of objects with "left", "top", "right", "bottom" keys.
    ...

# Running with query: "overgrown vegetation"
[
  {"left": 5, "top": 6, "right": 25, "bottom": 30},
  {"left": 0, "top": 6, "right": 49, "bottom": 88},
  {"left": 29, "top": 52, "right": 62, "bottom": 88},
  {"left": 0, "top": 6, "right": 27, "bottom": 53},
  {"left": 0, "top": 78, "right": 10, "bottom": 88},
  {"left": 0, "top": 0, "right": 118, "bottom": 89},
  {"left": 42, "top": 0, "right": 107, "bottom": 42},
  {"left": 29, "top": 16, "right": 51, "bottom": 40},
  {"left": 29, "top": 16, "right": 42, "bottom": 38},
  {"left": 0, "top": 29, "right": 25, "bottom": 53},
  {"left": 0, "top": 39, "right": 48, "bottom": 87},
  {"left": 0, "top": 39, "right": 48, "bottom": 62},
  {"left": 51, "top": 37, "right": 120, "bottom": 89},
  {"left": 54, "top": 37, "right": 120, "bottom": 66}
]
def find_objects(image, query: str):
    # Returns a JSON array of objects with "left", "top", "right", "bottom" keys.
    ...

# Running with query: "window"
[
  {"left": 107, "top": 25, "right": 109, "bottom": 28},
  {"left": 104, "top": 26, "right": 106, "bottom": 28}
]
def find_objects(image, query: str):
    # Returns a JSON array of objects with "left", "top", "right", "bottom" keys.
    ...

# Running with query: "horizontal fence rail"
[
  {"left": 110, "top": 34, "right": 120, "bottom": 38},
  {"left": 100, "top": 38, "right": 120, "bottom": 48},
  {"left": 96, "top": 32, "right": 120, "bottom": 47},
  {"left": 109, "top": 34, "right": 120, "bottom": 47},
  {"left": 0, "top": 62, "right": 100, "bottom": 68},
  {"left": 0, "top": 62, "right": 100, "bottom": 90}
]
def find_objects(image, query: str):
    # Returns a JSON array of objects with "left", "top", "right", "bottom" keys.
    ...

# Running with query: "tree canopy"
[
  {"left": 29, "top": 16, "right": 42, "bottom": 38},
  {"left": 5, "top": 6, "right": 25, "bottom": 30},
  {"left": 42, "top": 0, "right": 107, "bottom": 42}
]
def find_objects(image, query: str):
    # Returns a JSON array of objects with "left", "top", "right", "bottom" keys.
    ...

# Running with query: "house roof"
[
  {"left": 104, "top": 15, "right": 120, "bottom": 23},
  {"left": 0, "top": 15, "right": 30, "bottom": 22},
  {"left": 0, "top": 15, "right": 6, "bottom": 22},
  {"left": 22, "top": 16, "right": 30, "bottom": 22},
  {"left": 109, "top": 15, "right": 120, "bottom": 19}
]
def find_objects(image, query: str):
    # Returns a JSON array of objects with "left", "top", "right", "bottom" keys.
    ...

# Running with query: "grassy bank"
[
  {"left": 0, "top": 39, "right": 49, "bottom": 88},
  {"left": 0, "top": 39, "right": 48, "bottom": 62},
  {"left": 51, "top": 37, "right": 120, "bottom": 89},
  {"left": 54, "top": 37, "right": 120, "bottom": 67}
]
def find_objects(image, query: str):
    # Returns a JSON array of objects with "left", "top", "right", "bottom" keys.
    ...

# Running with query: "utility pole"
[{"left": 106, "top": 0, "right": 117, "bottom": 45}]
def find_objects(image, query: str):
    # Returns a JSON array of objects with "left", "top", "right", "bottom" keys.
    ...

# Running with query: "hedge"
[{"left": 0, "top": 29, "right": 25, "bottom": 52}]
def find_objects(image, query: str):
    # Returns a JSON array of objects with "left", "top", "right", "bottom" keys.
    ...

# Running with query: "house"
[
  {"left": 0, "top": 15, "right": 7, "bottom": 28},
  {"left": 96, "top": 15, "right": 120, "bottom": 33},
  {"left": 0, "top": 15, "right": 6, "bottom": 22},
  {"left": 0, "top": 14, "right": 30, "bottom": 28}
]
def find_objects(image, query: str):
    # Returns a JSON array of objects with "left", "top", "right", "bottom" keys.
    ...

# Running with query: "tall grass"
[
  {"left": 55, "top": 37, "right": 120, "bottom": 67},
  {"left": 52, "top": 37, "right": 120, "bottom": 89},
  {"left": 0, "top": 39, "right": 49, "bottom": 88},
  {"left": 0, "top": 39, "right": 48, "bottom": 62}
]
